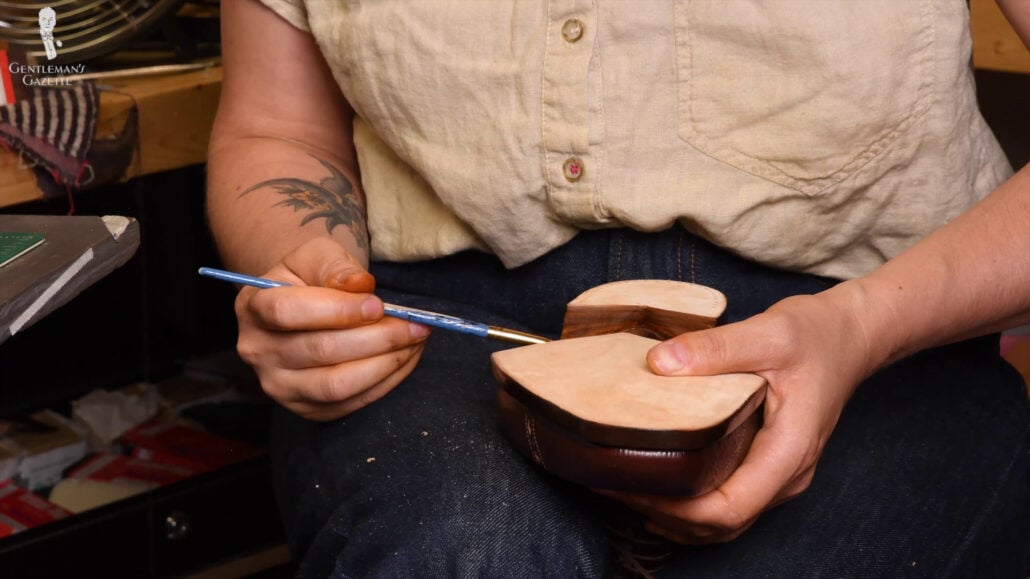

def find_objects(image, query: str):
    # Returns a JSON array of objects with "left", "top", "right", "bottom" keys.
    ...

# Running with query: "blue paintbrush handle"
[{"left": 197, "top": 267, "right": 547, "bottom": 345}]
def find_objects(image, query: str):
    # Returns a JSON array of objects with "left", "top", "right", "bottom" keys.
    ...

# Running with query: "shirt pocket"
[{"left": 674, "top": 0, "right": 935, "bottom": 196}]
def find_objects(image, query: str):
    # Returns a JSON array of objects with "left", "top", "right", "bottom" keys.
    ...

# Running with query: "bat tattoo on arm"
[{"left": 240, "top": 155, "right": 370, "bottom": 255}]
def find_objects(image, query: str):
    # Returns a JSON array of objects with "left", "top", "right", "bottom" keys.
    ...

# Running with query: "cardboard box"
[
  {"left": 67, "top": 453, "right": 195, "bottom": 488},
  {"left": 123, "top": 420, "right": 261, "bottom": 473},
  {"left": 0, "top": 482, "right": 71, "bottom": 537},
  {"left": 154, "top": 375, "right": 238, "bottom": 413},
  {"left": 2, "top": 410, "right": 88, "bottom": 490}
]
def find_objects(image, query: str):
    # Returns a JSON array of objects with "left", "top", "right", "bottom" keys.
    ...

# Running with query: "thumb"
[
  {"left": 281, "top": 237, "right": 375, "bottom": 293},
  {"left": 647, "top": 320, "right": 771, "bottom": 376}
]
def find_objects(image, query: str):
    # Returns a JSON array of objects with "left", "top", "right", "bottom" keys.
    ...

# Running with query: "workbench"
[{"left": 0, "top": 66, "right": 221, "bottom": 209}]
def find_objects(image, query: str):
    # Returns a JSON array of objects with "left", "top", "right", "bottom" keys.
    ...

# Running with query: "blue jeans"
[{"left": 270, "top": 227, "right": 1029, "bottom": 578}]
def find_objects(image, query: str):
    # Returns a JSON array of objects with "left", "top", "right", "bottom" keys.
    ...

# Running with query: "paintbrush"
[{"left": 198, "top": 267, "right": 550, "bottom": 346}]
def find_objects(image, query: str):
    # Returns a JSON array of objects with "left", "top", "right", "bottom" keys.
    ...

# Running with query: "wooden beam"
[{"left": 972, "top": 0, "right": 1030, "bottom": 73}]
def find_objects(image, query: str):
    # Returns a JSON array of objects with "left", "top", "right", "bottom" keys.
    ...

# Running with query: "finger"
[
  {"left": 599, "top": 489, "right": 754, "bottom": 545},
  {"left": 243, "top": 285, "right": 383, "bottom": 331},
  {"left": 642, "top": 522, "right": 701, "bottom": 545},
  {"left": 769, "top": 463, "right": 816, "bottom": 508},
  {"left": 692, "top": 424, "right": 805, "bottom": 522},
  {"left": 643, "top": 519, "right": 754, "bottom": 546},
  {"left": 593, "top": 489, "right": 732, "bottom": 545},
  {"left": 640, "top": 463, "right": 807, "bottom": 544},
  {"left": 599, "top": 418, "right": 806, "bottom": 540},
  {"left": 279, "top": 237, "right": 375, "bottom": 292},
  {"left": 266, "top": 317, "right": 431, "bottom": 369},
  {"left": 262, "top": 342, "right": 424, "bottom": 405},
  {"left": 276, "top": 345, "right": 424, "bottom": 420},
  {"left": 647, "top": 313, "right": 790, "bottom": 376}
]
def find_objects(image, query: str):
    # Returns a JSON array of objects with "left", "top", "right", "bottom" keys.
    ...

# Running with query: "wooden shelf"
[{"left": 0, "top": 66, "right": 221, "bottom": 209}]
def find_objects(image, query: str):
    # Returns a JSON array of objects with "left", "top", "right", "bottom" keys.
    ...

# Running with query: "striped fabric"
[{"left": 0, "top": 80, "right": 96, "bottom": 187}]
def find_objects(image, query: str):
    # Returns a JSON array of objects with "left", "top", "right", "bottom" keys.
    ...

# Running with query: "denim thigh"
[{"left": 271, "top": 227, "right": 1030, "bottom": 578}]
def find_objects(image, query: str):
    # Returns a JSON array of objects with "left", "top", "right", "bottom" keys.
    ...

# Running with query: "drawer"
[{"left": 0, "top": 455, "right": 284, "bottom": 577}]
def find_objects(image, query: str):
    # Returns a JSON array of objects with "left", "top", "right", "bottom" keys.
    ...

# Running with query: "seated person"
[{"left": 206, "top": 1, "right": 1030, "bottom": 576}]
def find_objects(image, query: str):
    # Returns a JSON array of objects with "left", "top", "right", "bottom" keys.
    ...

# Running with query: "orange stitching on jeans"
[
  {"left": 615, "top": 234, "right": 624, "bottom": 281},
  {"left": 690, "top": 240, "right": 697, "bottom": 283},
  {"left": 676, "top": 230, "right": 684, "bottom": 281}
]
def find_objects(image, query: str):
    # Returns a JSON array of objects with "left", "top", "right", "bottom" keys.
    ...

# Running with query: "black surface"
[{"left": 976, "top": 69, "right": 1030, "bottom": 168}]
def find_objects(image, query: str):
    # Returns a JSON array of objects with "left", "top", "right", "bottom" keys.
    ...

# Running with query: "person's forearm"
[
  {"left": 207, "top": 0, "right": 364, "bottom": 277},
  {"left": 843, "top": 164, "right": 1030, "bottom": 367},
  {"left": 996, "top": 0, "right": 1030, "bottom": 51},
  {"left": 846, "top": 0, "right": 1030, "bottom": 365},
  {"left": 206, "top": 137, "right": 368, "bottom": 276}
]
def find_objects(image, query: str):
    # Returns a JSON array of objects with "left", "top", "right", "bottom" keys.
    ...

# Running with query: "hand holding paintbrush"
[{"left": 200, "top": 263, "right": 548, "bottom": 421}]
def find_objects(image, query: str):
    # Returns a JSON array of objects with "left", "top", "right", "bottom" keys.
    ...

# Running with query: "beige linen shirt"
[{"left": 259, "top": 0, "right": 1011, "bottom": 280}]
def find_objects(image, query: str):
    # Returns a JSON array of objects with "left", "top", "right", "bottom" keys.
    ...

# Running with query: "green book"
[{"left": 0, "top": 232, "right": 45, "bottom": 268}]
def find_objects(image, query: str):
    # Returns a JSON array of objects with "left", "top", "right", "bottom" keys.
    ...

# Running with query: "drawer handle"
[{"left": 164, "top": 510, "right": 193, "bottom": 541}]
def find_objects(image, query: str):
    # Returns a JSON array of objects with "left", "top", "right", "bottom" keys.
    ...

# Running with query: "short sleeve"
[{"left": 258, "top": 0, "right": 310, "bottom": 32}]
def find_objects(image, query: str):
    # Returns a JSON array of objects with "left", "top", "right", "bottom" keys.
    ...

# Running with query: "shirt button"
[
  {"left": 561, "top": 19, "right": 584, "bottom": 43},
  {"left": 562, "top": 157, "right": 584, "bottom": 182}
]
